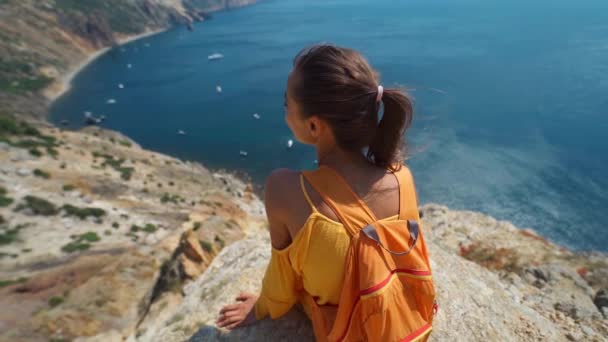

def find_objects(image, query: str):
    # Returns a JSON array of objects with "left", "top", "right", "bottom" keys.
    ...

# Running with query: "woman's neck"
[{"left": 316, "top": 145, "right": 372, "bottom": 173}]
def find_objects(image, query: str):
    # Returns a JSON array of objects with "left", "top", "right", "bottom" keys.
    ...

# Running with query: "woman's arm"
[{"left": 216, "top": 169, "right": 294, "bottom": 329}]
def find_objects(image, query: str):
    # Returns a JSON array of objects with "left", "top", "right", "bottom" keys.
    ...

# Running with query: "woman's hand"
[{"left": 216, "top": 292, "right": 258, "bottom": 329}]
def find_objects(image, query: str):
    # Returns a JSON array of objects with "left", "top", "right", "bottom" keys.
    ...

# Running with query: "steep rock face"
[{"left": 0, "top": 116, "right": 265, "bottom": 341}]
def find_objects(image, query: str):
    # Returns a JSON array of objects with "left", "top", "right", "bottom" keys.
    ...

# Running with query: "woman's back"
[
  {"left": 257, "top": 164, "right": 402, "bottom": 313},
  {"left": 217, "top": 44, "right": 434, "bottom": 342}
]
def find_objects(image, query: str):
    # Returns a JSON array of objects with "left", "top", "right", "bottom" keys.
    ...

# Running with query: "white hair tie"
[{"left": 376, "top": 85, "right": 384, "bottom": 103}]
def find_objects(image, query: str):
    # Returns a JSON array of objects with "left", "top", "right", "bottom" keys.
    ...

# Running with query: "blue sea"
[{"left": 50, "top": 0, "right": 608, "bottom": 252}]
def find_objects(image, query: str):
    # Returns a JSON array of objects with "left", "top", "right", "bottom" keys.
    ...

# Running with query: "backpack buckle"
[{"left": 361, "top": 220, "right": 420, "bottom": 256}]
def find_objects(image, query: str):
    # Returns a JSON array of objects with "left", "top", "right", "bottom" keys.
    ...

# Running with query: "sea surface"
[{"left": 50, "top": 0, "right": 608, "bottom": 252}]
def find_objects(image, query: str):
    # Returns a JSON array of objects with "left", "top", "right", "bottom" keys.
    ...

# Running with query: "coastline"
[{"left": 43, "top": 28, "right": 168, "bottom": 103}]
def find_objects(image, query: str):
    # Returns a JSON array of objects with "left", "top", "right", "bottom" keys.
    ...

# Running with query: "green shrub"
[
  {"left": 0, "top": 277, "right": 27, "bottom": 288},
  {"left": 61, "top": 204, "right": 106, "bottom": 220},
  {"left": 0, "top": 227, "right": 20, "bottom": 245},
  {"left": 62, "top": 184, "right": 75, "bottom": 191},
  {"left": 48, "top": 296, "right": 64, "bottom": 308},
  {"left": 200, "top": 240, "right": 213, "bottom": 253},
  {"left": 15, "top": 196, "right": 58, "bottom": 215},
  {"left": 143, "top": 224, "right": 157, "bottom": 233},
  {"left": 46, "top": 147, "right": 59, "bottom": 157},
  {"left": 92, "top": 152, "right": 134, "bottom": 180},
  {"left": 0, "top": 115, "right": 41, "bottom": 137},
  {"left": 104, "top": 230, "right": 112, "bottom": 236},
  {"left": 78, "top": 232, "right": 100, "bottom": 242},
  {"left": 33, "top": 168, "right": 50, "bottom": 179},
  {"left": 61, "top": 232, "right": 101, "bottom": 253},
  {"left": 160, "top": 193, "right": 182, "bottom": 204},
  {"left": 28, "top": 148, "right": 42, "bottom": 157},
  {"left": 192, "top": 222, "right": 201, "bottom": 231},
  {"left": 0, "top": 194, "right": 13, "bottom": 207},
  {"left": 112, "top": 222, "right": 119, "bottom": 229},
  {"left": 129, "top": 224, "right": 155, "bottom": 233},
  {"left": 119, "top": 140, "right": 132, "bottom": 147},
  {"left": 61, "top": 241, "right": 90, "bottom": 253}
]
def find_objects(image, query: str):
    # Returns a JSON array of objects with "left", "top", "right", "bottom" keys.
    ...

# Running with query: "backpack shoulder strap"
[
  {"left": 302, "top": 166, "right": 377, "bottom": 236},
  {"left": 394, "top": 165, "right": 420, "bottom": 221}
]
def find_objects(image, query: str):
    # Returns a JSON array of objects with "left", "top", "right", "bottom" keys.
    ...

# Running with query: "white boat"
[
  {"left": 253, "top": 113, "right": 261, "bottom": 119},
  {"left": 287, "top": 139, "right": 294, "bottom": 148},
  {"left": 208, "top": 53, "right": 224, "bottom": 61},
  {"left": 127, "top": 64, "right": 133, "bottom": 69},
  {"left": 216, "top": 85, "right": 223, "bottom": 93},
  {"left": 118, "top": 83, "right": 125, "bottom": 89},
  {"left": 239, "top": 150, "right": 248, "bottom": 157},
  {"left": 84, "top": 112, "right": 102, "bottom": 125},
  {"left": 178, "top": 130, "right": 186, "bottom": 135},
  {"left": 106, "top": 98, "right": 117, "bottom": 104}
]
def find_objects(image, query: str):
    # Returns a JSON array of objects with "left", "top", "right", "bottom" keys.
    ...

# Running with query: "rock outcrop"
[
  {"left": 0, "top": 115, "right": 264, "bottom": 341},
  {"left": 143, "top": 205, "right": 608, "bottom": 342}
]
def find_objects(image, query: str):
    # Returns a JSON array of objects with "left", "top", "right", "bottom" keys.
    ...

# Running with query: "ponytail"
[
  {"left": 366, "top": 88, "right": 413, "bottom": 171},
  {"left": 291, "top": 44, "right": 414, "bottom": 171}
]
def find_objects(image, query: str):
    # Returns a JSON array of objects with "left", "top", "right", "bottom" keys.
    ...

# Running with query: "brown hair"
[{"left": 291, "top": 44, "right": 413, "bottom": 171}]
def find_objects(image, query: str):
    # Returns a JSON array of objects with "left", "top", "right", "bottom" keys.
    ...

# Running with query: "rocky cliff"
[
  {"left": 0, "top": 0, "right": 257, "bottom": 119},
  {"left": 141, "top": 205, "right": 608, "bottom": 342},
  {"left": 1, "top": 1, "right": 608, "bottom": 340},
  {"left": 1, "top": 115, "right": 607, "bottom": 341},
  {"left": 0, "top": 114, "right": 265, "bottom": 341}
]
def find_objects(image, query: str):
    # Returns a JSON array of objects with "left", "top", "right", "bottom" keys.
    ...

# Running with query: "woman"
[{"left": 217, "top": 44, "right": 431, "bottom": 340}]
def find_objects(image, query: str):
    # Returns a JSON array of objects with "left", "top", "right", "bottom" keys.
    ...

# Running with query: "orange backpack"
[{"left": 301, "top": 165, "right": 437, "bottom": 342}]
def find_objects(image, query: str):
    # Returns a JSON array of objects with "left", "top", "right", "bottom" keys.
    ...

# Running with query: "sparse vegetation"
[
  {"left": 200, "top": 240, "right": 213, "bottom": 253},
  {"left": 143, "top": 223, "right": 157, "bottom": 233},
  {"left": 130, "top": 223, "right": 157, "bottom": 233},
  {"left": 0, "top": 277, "right": 27, "bottom": 288},
  {"left": 160, "top": 193, "right": 183, "bottom": 204},
  {"left": 0, "top": 115, "right": 59, "bottom": 155},
  {"left": 28, "top": 148, "right": 42, "bottom": 157},
  {"left": 15, "top": 196, "right": 58, "bottom": 216},
  {"left": 33, "top": 168, "right": 50, "bottom": 179},
  {"left": 112, "top": 222, "right": 120, "bottom": 229},
  {"left": 62, "top": 184, "right": 76, "bottom": 191},
  {"left": 0, "top": 75, "right": 54, "bottom": 94},
  {"left": 55, "top": 0, "right": 150, "bottom": 33},
  {"left": 0, "top": 226, "right": 20, "bottom": 245},
  {"left": 48, "top": 296, "right": 64, "bottom": 308},
  {"left": 61, "top": 232, "right": 100, "bottom": 253},
  {"left": 92, "top": 151, "right": 134, "bottom": 180},
  {"left": 193, "top": 221, "right": 201, "bottom": 231},
  {"left": 0, "top": 186, "right": 13, "bottom": 207},
  {"left": 119, "top": 140, "right": 132, "bottom": 147},
  {"left": 61, "top": 204, "right": 106, "bottom": 220}
]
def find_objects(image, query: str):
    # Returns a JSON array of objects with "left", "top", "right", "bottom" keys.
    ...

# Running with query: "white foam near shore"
[{"left": 44, "top": 28, "right": 166, "bottom": 102}]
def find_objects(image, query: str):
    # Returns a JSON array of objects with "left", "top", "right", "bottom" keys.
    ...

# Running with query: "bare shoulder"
[
  {"left": 264, "top": 168, "right": 301, "bottom": 206},
  {"left": 264, "top": 168, "right": 302, "bottom": 249}
]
